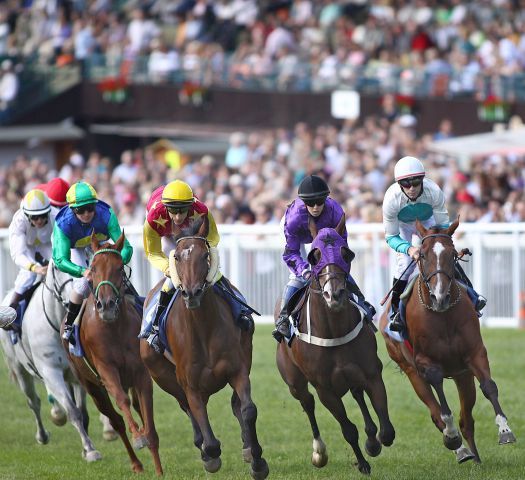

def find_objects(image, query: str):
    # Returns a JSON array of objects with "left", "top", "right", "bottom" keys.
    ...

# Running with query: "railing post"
[{"left": 513, "top": 231, "right": 521, "bottom": 328}]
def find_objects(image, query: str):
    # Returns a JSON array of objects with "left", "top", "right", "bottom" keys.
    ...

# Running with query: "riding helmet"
[{"left": 297, "top": 175, "right": 330, "bottom": 200}]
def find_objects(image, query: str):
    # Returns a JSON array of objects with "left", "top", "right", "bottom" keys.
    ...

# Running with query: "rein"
[
  {"left": 42, "top": 262, "right": 73, "bottom": 333},
  {"left": 417, "top": 233, "right": 462, "bottom": 312}
]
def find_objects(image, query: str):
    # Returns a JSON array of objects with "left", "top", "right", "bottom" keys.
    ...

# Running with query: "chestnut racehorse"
[
  {"left": 275, "top": 215, "right": 395, "bottom": 475},
  {"left": 64, "top": 233, "right": 163, "bottom": 475},
  {"left": 380, "top": 219, "right": 516, "bottom": 463},
  {"left": 140, "top": 216, "right": 269, "bottom": 479}
]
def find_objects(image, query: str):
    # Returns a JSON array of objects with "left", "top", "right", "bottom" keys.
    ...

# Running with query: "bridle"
[
  {"left": 417, "top": 233, "right": 461, "bottom": 311},
  {"left": 309, "top": 268, "right": 347, "bottom": 297},
  {"left": 173, "top": 235, "right": 211, "bottom": 295},
  {"left": 90, "top": 248, "right": 124, "bottom": 313}
]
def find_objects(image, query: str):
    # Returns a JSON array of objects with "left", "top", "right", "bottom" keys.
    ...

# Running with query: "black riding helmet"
[{"left": 298, "top": 175, "right": 330, "bottom": 200}]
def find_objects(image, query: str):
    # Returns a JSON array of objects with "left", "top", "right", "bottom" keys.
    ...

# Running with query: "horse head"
[
  {"left": 89, "top": 232, "right": 126, "bottom": 322},
  {"left": 307, "top": 214, "right": 355, "bottom": 311},
  {"left": 172, "top": 216, "right": 211, "bottom": 309},
  {"left": 415, "top": 218, "right": 460, "bottom": 312}
]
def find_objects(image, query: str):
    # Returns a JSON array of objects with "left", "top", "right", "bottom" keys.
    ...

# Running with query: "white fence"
[{"left": 1, "top": 223, "right": 524, "bottom": 328}]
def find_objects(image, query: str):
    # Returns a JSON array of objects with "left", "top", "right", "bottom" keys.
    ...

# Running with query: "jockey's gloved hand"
[{"left": 301, "top": 268, "right": 312, "bottom": 281}]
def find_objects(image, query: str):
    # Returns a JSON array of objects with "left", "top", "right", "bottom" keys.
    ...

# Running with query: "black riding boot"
[
  {"left": 62, "top": 301, "right": 82, "bottom": 344},
  {"left": 272, "top": 310, "right": 292, "bottom": 343},
  {"left": 147, "top": 290, "right": 173, "bottom": 354},
  {"left": 389, "top": 278, "right": 408, "bottom": 332}
]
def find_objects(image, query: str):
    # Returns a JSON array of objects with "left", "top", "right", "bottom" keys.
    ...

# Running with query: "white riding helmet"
[
  {"left": 22, "top": 189, "right": 51, "bottom": 216},
  {"left": 394, "top": 156, "right": 425, "bottom": 182}
]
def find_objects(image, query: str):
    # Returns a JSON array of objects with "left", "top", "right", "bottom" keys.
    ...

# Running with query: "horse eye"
[{"left": 174, "top": 254, "right": 180, "bottom": 262}]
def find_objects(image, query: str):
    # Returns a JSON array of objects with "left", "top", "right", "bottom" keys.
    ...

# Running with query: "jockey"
[
  {"left": 53, "top": 181, "right": 133, "bottom": 343},
  {"left": 383, "top": 156, "right": 486, "bottom": 332},
  {"left": 0, "top": 189, "right": 54, "bottom": 330},
  {"left": 142, "top": 179, "right": 253, "bottom": 353},
  {"left": 272, "top": 175, "right": 376, "bottom": 343}
]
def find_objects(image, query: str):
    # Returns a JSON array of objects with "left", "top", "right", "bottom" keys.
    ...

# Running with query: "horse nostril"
[
  {"left": 430, "top": 293, "right": 437, "bottom": 303},
  {"left": 107, "top": 299, "right": 116, "bottom": 310},
  {"left": 96, "top": 300, "right": 103, "bottom": 311},
  {"left": 445, "top": 294, "right": 451, "bottom": 304},
  {"left": 194, "top": 287, "right": 202, "bottom": 297},
  {"left": 181, "top": 290, "right": 189, "bottom": 298}
]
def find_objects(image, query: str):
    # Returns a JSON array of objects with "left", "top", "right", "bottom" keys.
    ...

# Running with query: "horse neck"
[
  {"left": 42, "top": 263, "right": 70, "bottom": 328},
  {"left": 305, "top": 287, "right": 360, "bottom": 338}
]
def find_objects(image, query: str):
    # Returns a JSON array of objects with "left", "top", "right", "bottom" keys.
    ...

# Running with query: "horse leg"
[
  {"left": 99, "top": 413, "right": 118, "bottom": 441},
  {"left": 48, "top": 394, "right": 67, "bottom": 427},
  {"left": 316, "top": 388, "right": 370, "bottom": 474},
  {"left": 468, "top": 348, "right": 516, "bottom": 445},
  {"left": 362, "top": 373, "right": 396, "bottom": 449},
  {"left": 452, "top": 372, "right": 479, "bottom": 463},
  {"left": 12, "top": 367, "right": 50, "bottom": 445},
  {"left": 130, "top": 372, "right": 164, "bottom": 476},
  {"left": 231, "top": 391, "right": 252, "bottom": 463},
  {"left": 140, "top": 341, "right": 204, "bottom": 453},
  {"left": 186, "top": 389, "right": 223, "bottom": 473},
  {"left": 351, "top": 388, "right": 381, "bottom": 457},
  {"left": 420, "top": 362, "right": 462, "bottom": 450},
  {"left": 83, "top": 380, "right": 144, "bottom": 473},
  {"left": 276, "top": 344, "right": 327, "bottom": 468},
  {"left": 71, "top": 383, "right": 89, "bottom": 432},
  {"left": 130, "top": 387, "right": 144, "bottom": 424},
  {"left": 229, "top": 371, "right": 269, "bottom": 480},
  {"left": 40, "top": 367, "right": 101, "bottom": 461}
]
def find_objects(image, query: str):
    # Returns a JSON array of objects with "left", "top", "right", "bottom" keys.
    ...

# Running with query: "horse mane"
[{"left": 173, "top": 216, "right": 207, "bottom": 242}]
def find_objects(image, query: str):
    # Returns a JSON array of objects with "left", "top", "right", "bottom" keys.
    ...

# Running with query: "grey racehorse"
[{"left": 0, "top": 260, "right": 116, "bottom": 460}]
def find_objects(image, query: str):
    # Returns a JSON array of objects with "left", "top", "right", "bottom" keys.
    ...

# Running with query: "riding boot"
[
  {"left": 272, "top": 283, "right": 300, "bottom": 343},
  {"left": 389, "top": 278, "right": 408, "bottom": 332},
  {"left": 62, "top": 301, "right": 82, "bottom": 344},
  {"left": 146, "top": 290, "right": 173, "bottom": 354},
  {"left": 346, "top": 275, "right": 376, "bottom": 320}
]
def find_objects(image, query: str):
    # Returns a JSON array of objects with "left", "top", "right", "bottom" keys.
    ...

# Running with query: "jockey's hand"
[
  {"left": 301, "top": 269, "right": 312, "bottom": 281},
  {"left": 408, "top": 246, "right": 420, "bottom": 261},
  {"left": 34, "top": 265, "right": 48, "bottom": 276}
]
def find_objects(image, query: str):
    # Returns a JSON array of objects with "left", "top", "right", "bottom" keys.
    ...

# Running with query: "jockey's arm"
[
  {"left": 107, "top": 209, "right": 133, "bottom": 264},
  {"left": 205, "top": 211, "right": 220, "bottom": 247},
  {"left": 8, "top": 218, "right": 37, "bottom": 271},
  {"left": 383, "top": 202, "right": 411, "bottom": 254},
  {"left": 52, "top": 224, "right": 85, "bottom": 277},
  {"left": 143, "top": 219, "right": 170, "bottom": 276},
  {"left": 282, "top": 234, "right": 309, "bottom": 277}
]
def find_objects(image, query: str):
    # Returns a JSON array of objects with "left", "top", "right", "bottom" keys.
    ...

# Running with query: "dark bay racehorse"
[
  {"left": 275, "top": 215, "right": 395, "bottom": 475},
  {"left": 64, "top": 233, "right": 163, "bottom": 475},
  {"left": 379, "top": 219, "right": 516, "bottom": 463},
  {"left": 140, "top": 216, "right": 269, "bottom": 479}
]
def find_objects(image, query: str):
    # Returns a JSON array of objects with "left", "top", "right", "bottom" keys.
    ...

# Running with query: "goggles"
[
  {"left": 398, "top": 176, "right": 424, "bottom": 189},
  {"left": 73, "top": 204, "right": 96, "bottom": 215},
  {"left": 303, "top": 198, "right": 326, "bottom": 207}
]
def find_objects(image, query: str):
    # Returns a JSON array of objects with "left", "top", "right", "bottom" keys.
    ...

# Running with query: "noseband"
[
  {"left": 91, "top": 248, "right": 124, "bottom": 311},
  {"left": 417, "top": 233, "right": 461, "bottom": 311}
]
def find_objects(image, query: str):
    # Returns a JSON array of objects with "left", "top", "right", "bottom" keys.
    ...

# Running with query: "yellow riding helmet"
[{"left": 161, "top": 180, "right": 194, "bottom": 207}]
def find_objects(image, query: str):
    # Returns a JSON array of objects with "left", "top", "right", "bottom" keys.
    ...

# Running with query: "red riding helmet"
[{"left": 46, "top": 178, "right": 70, "bottom": 207}]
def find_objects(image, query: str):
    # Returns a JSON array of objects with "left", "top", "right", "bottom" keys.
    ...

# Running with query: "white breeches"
[{"left": 13, "top": 245, "right": 52, "bottom": 294}]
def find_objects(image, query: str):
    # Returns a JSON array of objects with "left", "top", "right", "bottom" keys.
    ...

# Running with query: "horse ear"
[
  {"left": 335, "top": 213, "right": 346, "bottom": 237},
  {"left": 415, "top": 219, "right": 427, "bottom": 237},
  {"left": 114, "top": 231, "right": 125, "bottom": 252},
  {"left": 447, "top": 216, "right": 460, "bottom": 236},
  {"left": 307, "top": 248, "right": 321, "bottom": 266},
  {"left": 308, "top": 216, "right": 318, "bottom": 240},
  {"left": 341, "top": 246, "right": 355, "bottom": 265},
  {"left": 91, "top": 230, "right": 100, "bottom": 251},
  {"left": 197, "top": 215, "right": 209, "bottom": 238}
]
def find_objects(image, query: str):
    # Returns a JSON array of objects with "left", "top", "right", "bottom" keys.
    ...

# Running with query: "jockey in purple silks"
[{"left": 272, "top": 175, "right": 376, "bottom": 343}]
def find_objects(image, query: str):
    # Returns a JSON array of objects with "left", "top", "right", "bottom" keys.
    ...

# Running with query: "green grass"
[{"left": 0, "top": 327, "right": 523, "bottom": 479}]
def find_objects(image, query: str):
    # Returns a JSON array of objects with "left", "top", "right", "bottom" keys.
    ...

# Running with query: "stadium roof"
[
  {"left": 428, "top": 128, "right": 525, "bottom": 167},
  {"left": 0, "top": 121, "right": 84, "bottom": 142}
]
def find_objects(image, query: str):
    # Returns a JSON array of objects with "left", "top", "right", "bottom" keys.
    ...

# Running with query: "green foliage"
[{"left": 0, "top": 327, "right": 523, "bottom": 479}]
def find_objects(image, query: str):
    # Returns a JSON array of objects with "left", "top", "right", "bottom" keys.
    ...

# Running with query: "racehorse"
[
  {"left": 275, "top": 215, "right": 395, "bottom": 475},
  {"left": 0, "top": 259, "right": 106, "bottom": 461},
  {"left": 379, "top": 218, "right": 516, "bottom": 463},
  {"left": 140, "top": 216, "right": 269, "bottom": 479},
  {"left": 64, "top": 233, "right": 163, "bottom": 475}
]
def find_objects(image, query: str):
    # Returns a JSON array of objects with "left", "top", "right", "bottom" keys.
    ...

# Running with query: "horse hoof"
[
  {"left": 103, "top": 429, "right": 119, "bottom": 442},
  {"left": 499, "top": 431, "right": 516, "bottom": 444},
  {"left": 132, "top": 461, "right": 144, "bottom": 473},
  {"left": 203, "top": 457, "right": 221, "bottom": 473},
  {"left": 443, "top": 433, "right": 463, "bottom": 451},
  {"left": 83, "top": 449, "right": 102, "bottom": 462},
  {"left": 242, "top": 447, "right": 253, "bottom": 463},
  {"left": 50, "top": 409, "right": 67, "bottom": 427},
  {"left": 365, "top": 438, "right": 382, "bottom": 457},
  {"left": 356, "top": 460, "right": 371, "bottom": 475},
  {"left": 311, "top": 437, "right": 328, "bottom": 468},
  {"left": 36, "top": 430, "right": 50, "bottom": 445},
  {"left": 133, "top": 435, "right": 149, "bottom": 450},
  {"left": 250, "top": 458, "right": 269, "bottom": 480},
  {"left": 455, "top": 445, "right": 475, "bottom": 463}
]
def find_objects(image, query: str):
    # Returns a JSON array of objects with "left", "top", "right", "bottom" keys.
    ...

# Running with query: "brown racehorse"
[
  {"left": 379, "top": 219, "right": 516, "bottom": 463},
  {"left": 275, "top": 215, "right": 395, "bottom": 475},
  {"left": 140, "top": 216, "right": 269, "bottom": 479},
  {"left": 64, "top": 233, "right": 163, "bottom": 475}
]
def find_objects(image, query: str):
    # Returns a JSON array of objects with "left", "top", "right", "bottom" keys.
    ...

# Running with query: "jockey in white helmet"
[
  {"left": 382, "top": 156, "right": 486, "bottom": 333},
  {"left": 0, "top": 189, "right": 56, "bottom": 329}
]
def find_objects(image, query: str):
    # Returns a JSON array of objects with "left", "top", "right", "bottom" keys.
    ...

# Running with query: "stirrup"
[
  {"left": 146, "top": 330, "right": 164, "bottom": 354},
  {"left": 389, "top": 312, "right": 403, "bottom": 332},
  {"left": 62, "top": 324, "right": 75, "bottom": 345}
]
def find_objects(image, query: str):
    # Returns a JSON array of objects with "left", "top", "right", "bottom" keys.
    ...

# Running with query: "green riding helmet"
[{"left": 66, "top": 181, "right": 98, "bottom": 208}]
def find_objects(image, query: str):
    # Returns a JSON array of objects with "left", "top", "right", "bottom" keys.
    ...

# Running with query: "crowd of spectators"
[
  {"left": 2, "top": 1, "right": 525, "bottom": 98},
  {"left": 1, "top": 111, "right": 525, "bottom": 229}
]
